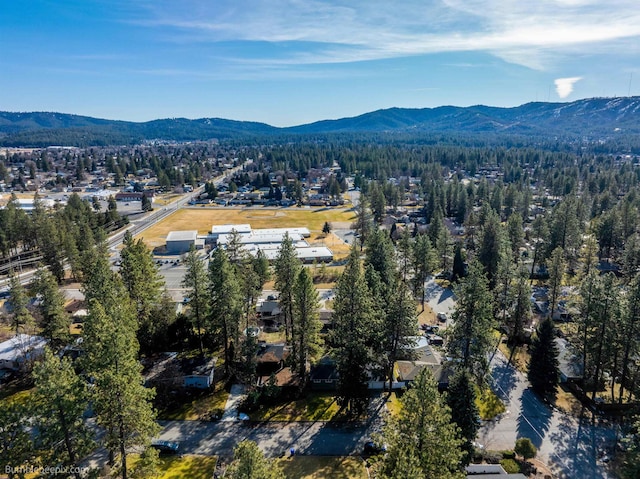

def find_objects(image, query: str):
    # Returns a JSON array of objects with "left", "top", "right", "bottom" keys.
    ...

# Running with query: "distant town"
[{"left": 1, "top": 138, "right": 639, "bottom": 479}]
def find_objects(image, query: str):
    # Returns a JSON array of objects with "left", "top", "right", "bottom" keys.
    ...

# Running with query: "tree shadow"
[
  {"left": 515, "top": 388, "right": 553, "bottom": 450},
  {"left": 546, "top": 409, "right": 616, "bottom": 479},
  {"left": 437, "top": 287, "right": 455, "bottom": 304},
  {"left": 490, "top": 355, "right": 519, "bottom": 402}
]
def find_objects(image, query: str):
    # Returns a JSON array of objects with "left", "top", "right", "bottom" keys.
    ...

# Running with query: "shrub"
[
  {"left": 501, "top": 450, "right": 516, "bottom": 460},
  {"left": 515, "top": 437, "right": 537, "bottom": 459},
  {"left": 483, "top": 451, "right": 502, "bottom": 464},
  {"left": 500, "top": 458, "right": 521, "bottom": 474}
]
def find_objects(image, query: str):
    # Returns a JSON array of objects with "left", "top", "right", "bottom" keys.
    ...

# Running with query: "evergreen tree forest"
[{"left": 5, "top": 134, "right": 640, "bottom": 476}]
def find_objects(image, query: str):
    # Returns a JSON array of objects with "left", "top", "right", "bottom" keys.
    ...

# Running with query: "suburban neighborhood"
[{"left": 1, "top": 139, "right": 639, "bottom": 479}]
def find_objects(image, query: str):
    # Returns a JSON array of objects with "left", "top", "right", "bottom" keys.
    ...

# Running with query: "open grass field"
[
  {"left": 278, "top": 456, "right": 368, "bottom": 479},
  {"left": 136, "top": 207, "right": 355, "bottom": 252}
]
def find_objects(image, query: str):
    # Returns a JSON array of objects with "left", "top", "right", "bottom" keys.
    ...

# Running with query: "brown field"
[{"left": 136, "top": 207, "right": 356, "bottom": 258}]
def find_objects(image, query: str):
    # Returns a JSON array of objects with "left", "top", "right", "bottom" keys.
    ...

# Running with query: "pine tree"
[
  {"left": 506, "top": 212, "right": 524, "bottom": 261},
  {"left": 274, "top": 233, "right": 301, "bottom": 345},
  {"left": 82, "top": 292, "right": 160, "bottom": 479},
  {"left": 380, "top": 368, "right": 464, "bottom": 479},
  {"left": 331, "top": 246, "right": 377, "bottom": 414},
  {"left": 382, "top": 280, "right": 418, "bottom": 390},
  {"left": 514, "top": 438, "right": 537, "bottom": 460},
  {"left": 0, "top": 400, "right": 33, "bottom": 475},
  {"left": 547, "top": 247, "right": 566, "bottom": 320},
  {"left": 447, "top": 370, "right": 480, "bottom": 466},
  {"left": 8, "top": 272, "right": 35, "bottom": 335},
  {"left": 119, "top": 232, "right": 165, "bottom": 352},
  {"left": 477, "top": 206, "right": 503, "bottom": 289},
  {"left": 364, "top": 227, "right": 397, "bottom": 303},
  {"left": 208, "top": 248, "right": 242, "bottom": 377},
  {"left": 447, "top": 260, "right": 495, "bottom": 380},
  {"left": 412, "top": 234, "right": 436, "bottom": 310},
  {"left": 182, "top": 247, "right": 209, "bottom": 355},
  {"left": 253, "top": 249, "right": 271, "bottom": 287},
  {"left": 618, "top": 273, "right": 640, "bottom": 402},
  {"left": 507, "top": 266, "right": 531, "bottom": 349},
  {"left": 527, "top": 318, "right": 560, "bottom": 400},
  {"left": 436, "top": 226, "right": 453, "bottom": 273},
  {"left": 32, "top": 348, "right": 93, "bottom": 473},
  {"left": 141, "top": 194, "right": 152, "bottom": 212},
  {"left": 352, "top": 196, "right": 373, "bottom": 250},
  {"left": 451, "top": 242, "right": 465, "bottom": 283},
  {"left": 369, "top": 182, "right": 386, "bottom": 224},
  {"left": 33, "top": 267, "right": 71, "bottom": 351},
  {"left": 81, "top": 241, "right": 117, "bottom": 305},
  {"left": 225, "top": 229, "right": 246, "bottom": 265},
  {"left": 237, "top": 255, "right": 261, "bottom": 331},
  {"left": 396, "top": 227, "right": 413, "bottom": 283},
  {"left": 225, "top": 440, "right": 285, "bottom": 479},
  {"left": 292, "top": 268, "right": 322, "bottom": 387}
]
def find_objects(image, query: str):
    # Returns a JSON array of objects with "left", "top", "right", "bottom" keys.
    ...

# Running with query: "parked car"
[
  {"left": 437, "top": 312, "right": 448, "bottom": 323},
  {"left": 150, "top": 440, "right": 180, "bottom": 455},
  {"left": 363, "top": 440, "right": 387, "bottom": 456}
]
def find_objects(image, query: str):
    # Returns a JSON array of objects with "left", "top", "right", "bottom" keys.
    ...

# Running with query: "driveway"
[
  {"left": 480, "top": 350, "right": 617, "bottom": 479},
  {"left": 221, "top": 384, "right": 246, "bottom": 421},
  {"left": 424, "top": 276, "right": 457, "bottom": 326}
]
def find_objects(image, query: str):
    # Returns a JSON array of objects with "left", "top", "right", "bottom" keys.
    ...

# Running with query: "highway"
[{"left": 0, "top": 166, "right": 240, "bottom": 291}]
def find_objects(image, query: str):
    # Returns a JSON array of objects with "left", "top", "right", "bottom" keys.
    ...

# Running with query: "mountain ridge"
[{"left": 1, "top": 96, "right": 639, "bottom": 147}]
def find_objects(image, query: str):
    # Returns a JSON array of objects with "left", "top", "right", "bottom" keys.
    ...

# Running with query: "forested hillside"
[{"left": 2, "top": 96, "right": 640, "bottom": 148}]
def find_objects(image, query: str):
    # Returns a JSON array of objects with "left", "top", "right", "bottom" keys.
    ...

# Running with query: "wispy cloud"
[
  {"left": 129, "top": 0, "right": 640, "bottom": 70},
  {"left": 555, "top": 77, "right": 582, "bottom": 98}
]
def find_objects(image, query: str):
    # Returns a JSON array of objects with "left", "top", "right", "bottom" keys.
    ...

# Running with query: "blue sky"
[{"left": 1, "top": 0, "right": 639, "bottom": 126}]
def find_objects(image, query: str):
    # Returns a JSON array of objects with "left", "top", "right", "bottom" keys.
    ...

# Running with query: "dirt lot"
[{"left": 136, "top": 206, "right": 356, "bottom": 258}]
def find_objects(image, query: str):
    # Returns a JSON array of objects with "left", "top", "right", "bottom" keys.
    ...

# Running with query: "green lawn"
[
  {"left": 1, "top": 385, "right": 33, "bottom": 404},
  {"left": 278, "top": 456, "right": 368, "bottom": 479},
  {"left": 476, "top": 386, "right": 506, "bottom": 420},
  {"left": 251, "top": 392, "right": 342, "bottom": 422},
  {"left": 388, "top": 392, "right": 403, "bottom": 417},
  {"left": 157, "top": 381, "right": 229, "bottom": 421},
  {"left": 128, "top": 454, "right": 218, "bottom": 479}
]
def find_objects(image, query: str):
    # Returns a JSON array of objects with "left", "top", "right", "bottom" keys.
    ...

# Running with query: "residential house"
[
  {"left": 466, "top": 464, "right": 527, "bottom": 478},
  {"left": 555, "top": 338, "right": 584, "bottom": 383},
  {"left": 256, "top": 343, "right": 295, "bottom": 387},
  {"left": 395, "top": 336, "right": 452, "bottom": 391},
  {"left": 0, "top": 334, "right": 46, "bottom": 371},
  {"left": 309, "top": 357, "right": 339, "bottom": 391},
  {"left": 182, "top": 356, "right": 216, "bottom": 389}
]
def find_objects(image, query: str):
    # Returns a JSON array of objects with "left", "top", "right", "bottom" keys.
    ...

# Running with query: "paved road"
[
  {"left": 0, "top": 167, "right": 240, "bottom": 290},
  {"left": 157, "top": 395, "right": 387, "bottom": 459},
  {"left": 423, "top": 278, "right": 617, "bottom": 478},
  {"left": 480, "top": 350, "right": 617, "bottom": 479}
]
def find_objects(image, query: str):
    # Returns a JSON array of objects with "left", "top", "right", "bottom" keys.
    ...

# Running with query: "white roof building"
[
  {"left": 0, "top": 334, "right": 47, "bottom": 371},
  {"left": 217, "top": 232, "right": 304, "bottom": 246},
  {"left": 210, "top": 224, "right": 252, "bottom": 239},
  {"left": 254, "top": 227, "right": 311, "bottom": 238},
  {"left": 247, "top": 246, "right": 333, "bottom": 263},
  {"left": 166, "top": 230, "right": 203, "bottom": 254}
]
